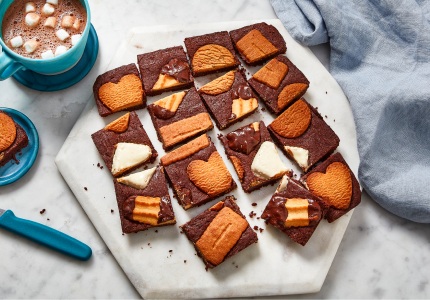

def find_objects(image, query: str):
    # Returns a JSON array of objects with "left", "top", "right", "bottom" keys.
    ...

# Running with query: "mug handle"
[{"left": 0, "top": 51, "right": 25, "bottom": 80}]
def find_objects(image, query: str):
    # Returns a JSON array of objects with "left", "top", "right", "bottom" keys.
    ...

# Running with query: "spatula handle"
[{"left": 0, "top": 210, "right": 92, "bottom": 261}]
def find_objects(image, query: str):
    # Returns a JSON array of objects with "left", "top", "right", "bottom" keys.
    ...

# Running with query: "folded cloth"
[{"left": 271, "top": 0, "right": 430, "bottom": 223}]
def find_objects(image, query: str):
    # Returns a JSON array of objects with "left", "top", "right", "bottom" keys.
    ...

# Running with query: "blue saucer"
[
  {"left": 0, "top": 108, "right": 39, "bottom": 186},
  {"left": 12, "top": 24, "right": 99, "bottom": 92}
]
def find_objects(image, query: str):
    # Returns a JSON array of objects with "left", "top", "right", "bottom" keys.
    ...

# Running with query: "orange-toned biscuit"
[
  {"left": 252, "top": 57, "right": 288, "bottom": 89},
  {"left": 284, "top": 198, "right": 310, "bottom": 227},
  {"left": 270, "top": 99, "right": 311, "bottom": 138},
  {"left": 236, "top": 29, "right": 278, "bottom": 64},
  {"left": 161, "top": 134, "right": 210, "bottom": 166},
  {"left": 192, "top": 44, "right": 236, "bottom": 75},
  {"left": 199, "top": 71, "right": 235, "bottom": 95},
  {"left": 0, "top": 112, "right": 17, "bottom": 152},
  {"left": 104, "top": 113, "right": 130, "bottom": 133},
  {"left": 278, "top": 83, "right": 309, "bottom": 110}
]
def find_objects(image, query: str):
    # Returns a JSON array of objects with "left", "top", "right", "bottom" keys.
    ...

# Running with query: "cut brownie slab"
[
  {"left": 147, "top": 87, "right": 213, "bottom": 150},
  {"left": 93, "top": 63, "right": 146, "bottom": 117},
  {"left": 301, "top": 152, "right": 361, "bottom": 223},
  {"left": 91, "top": 112, "right": 157, "bottom": 177},
  {"left": 161, "top": 134, "right": 236, "bottom": 210},
  {"left": 181, "top": 195, "right": 258, "bottom": 269},
  {"left": 0, "top": 111, "right": 29, "bottom": 167},
  {"left": 137, "top": 46, "right": 194, "bottom": 96},
  {"left": 268, "top": 99, "right": 339, "bottom": 172},
  {"left": 113, "top": 166, "right": 176, "bottom": 234},
  {"left": 184, "top": 31, "right": 240, "bottom": 77},
  {"left": 198, "top": 70, "right": 259, "bottom": 130},
  {"left": 229, "top": 22, "right": 286, "bottom": 66},
  {"left": 261, "top": 176, "right": 328, "bottom": 246},
  {"left": 219, "top": 121, "right": 290, "bottom": 193},
  {"left": 248, "top": 55, "right": 309, "bottom": 115}
]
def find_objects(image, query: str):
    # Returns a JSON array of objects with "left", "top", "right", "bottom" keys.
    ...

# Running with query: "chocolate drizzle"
[
  {"left": 123, "top": 196, "right": 137, "bottom": 222},
  {"left": 161, "top": 58, "right": 190, "bottom": 83},
  {"left": 307, "top": 199, "right": 322, "bottom": 226},
  {"left": 159, "top": 196, "right": 175, "bottom": 223},
  {"left": 226, "top": 125, "right": 261, "bottom": 154},
  {"left": 152, "top": 105, "right": 176, "bottom": 120},
  {"left": 231, "top": 83, "right": 253, "bottom": 100}
]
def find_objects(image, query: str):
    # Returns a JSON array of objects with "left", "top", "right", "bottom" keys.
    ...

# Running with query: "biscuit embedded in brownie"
[
  {"left": 268, "top": 99, "right": 339, "bottom": 172},
  {"left": 261, "top": 176, "right": 328, "bottom": 246},
  {"left": 219, "top": 121, "right": 290, "bottom": 193},
  {"left": 113, "top": 166, "right": 176, "bottom": 234},
  {"left": 160, "top": 134, "right": 236, "bottom": 210},
  {"left": 301, "top": 152, "right": 361, "bottom": 223},
  {"left": 91, "top": 111, "right": 157, "bottom": 177},
  {"left": 248, "top": 55, "right": 309, "bottom": 115},
  {"left": 0, "top": 111, "right": 29, "bottom": 167},
  {"left": 147, "top": 87, "right": 213, "bottom": 150},
  {"left": 198, "top": 69, "right": 258, "bottom": 130},
  {"left": 137, "top": 46, "right": 194, "bottom": 96},
  {"left": 229, "top": 22, "right": 286, "bottom": 66},
  {"left": 93, "top": 63, "right": 146, "bottom": 117},
  {"left": 184, "top": 31, "right": 240, "bottom": 77},
  {"left": 180, "top": 195, "right": 258, "bottom": 268}
]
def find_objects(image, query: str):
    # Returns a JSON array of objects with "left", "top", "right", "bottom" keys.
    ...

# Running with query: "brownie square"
[
  {"left": 0, "top": 111, "right": 29, "bottom": 167},
  {"left": 147, "top": 87, "right": 213, "bottom": 150},
  {"left": 113, "top": 166, "right": 176, "bottom": 234},
  {"left": 219, "top": 121, "right": 290, "bottom": 193},
  {"left": 268, "top": 99, "right": 339, "bottom": 172},
  {"left": 261, "top": 176, "right": 328, "bottom": 246},
  {"left": 184, "top": 31, "right": 240, "bottom": 77},
  {"left": 137, "top": 46, "right": 194, "bottom": 96},
  {"left": 161, "top": 134, "right": 236, "bottom": 210},
  {"left": 91, "top": 111, "right": 157, "bottom": 177},
  {"left": 248, "top": 55, "right": 309, "bottom": 115},
  {"left": 180, "top": 195, "right": 258, "bottom": 269},
  {"left": 301, "top": 152, "right": 361, "bottom": 223},
  {"left": 198, "top": 69, "right": 259, "bottom": 130},
  {"left": 93, "top": 63, "right": 146, "bottom": 117},
  {"left": 229, "top": 22, "right": 286, "bottom": 66}
]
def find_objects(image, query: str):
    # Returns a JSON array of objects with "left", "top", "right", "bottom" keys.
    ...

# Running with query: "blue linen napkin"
[{"left": 270, "top": 0, "right": 430, "bottom": 223}]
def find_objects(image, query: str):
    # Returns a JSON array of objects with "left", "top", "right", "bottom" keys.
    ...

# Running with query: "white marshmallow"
[
  {"left": 71, "top": 34, "right": 81, "bottom": 46},
  {"left": 42, "top": 3, "right": 55, "bottom": 16},
  {"left": 72, "top": 19, "right": 81, "bottom": 31},
  {"left": 46, "top": 0, "right": 58, "bottom": 5},
  {"left": 25, "top": 12, "right": 40, "bottom": 27},
  {"left": 54, "top": 45, "right": 68, "bottom": 56},
  {"left": 23, "top": 39, "right": 39, "bottom": 53},
  {"left": 41, "top": 49, "right": 55, "bottom": 59},
  {"left": 251, "top": 141, "right": 288, "bottom": 180},
  {"left": 9, "top": 36, "right": 23, "bottom": 48},
  {"left": 111, "top": 143, "right": 152, "bottom": 176},
  {"left": 25, "top": 2, "right": 36, "bottom": 13},
  {"left": 44, "top": 16, "right": 56, "bottom": 28},
  {"left": 55, "top": 28, "right": 70, "bottom": 41},
  {"left": 117, "top": 167, "right": 157, "bottom": 190},
  {"left": 61, "top": 15, "right": 75, "bottom": 28}
]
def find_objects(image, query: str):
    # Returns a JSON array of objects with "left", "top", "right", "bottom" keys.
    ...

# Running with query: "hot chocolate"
[{"left": 2, "top": 0, "right": 87, "bottom": 59}]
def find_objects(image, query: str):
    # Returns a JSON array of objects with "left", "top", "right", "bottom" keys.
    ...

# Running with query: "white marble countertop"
[{"left": 0, "top": 0, "right": 429, "bottom": 299}]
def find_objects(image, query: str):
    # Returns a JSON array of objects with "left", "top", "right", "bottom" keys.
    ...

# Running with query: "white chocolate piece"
[
  {"left": 25, "top": 13, "right": 40, "bottom": 27},
  {"left": 42, "top": 3, "right": 55, "bottom": 16},
  {"left": 61, "top": 15, "right": 75, "bottom": 28},
  {"left": 111, "top": 143, "right": 152, "bottom": 176},
  {"left": 71, "top": 34, "right": 81, "bottom": 46},
  {"left": 10, "top": 36, "right": 23, "bottom": 48},
  {"left": 54, "top": 45, "right": 68, "bottom": 56},
  {"left": 285, "top": 146, "right": 309, "bottom": 170},
  {"left": 72, "top": 19, "right": 81, "bottom": 31},
  {"left": 23, "top": 39, "right": 39, "bottom": 53},
  {"left": 251, "top": 141, "right": 288, "bottom": 180},
  {"left": 41, "top": 49, "right": 55, "bottom": 59},
  {"left": 276, "top": 175, "right": 290, "bottom": 193},
  {"left": 44, "top": 16, "right": 56, "bottom": 28},
  {"left": 117, "top": 167, "right": 157, "bottom": 190},
  {"left": 55, "top": 29, "right": 70, "bottom": 41},
  {"left": 25, "top": 2, "right": 36, "bottom": 13},
  {"left": 46, "top": 0, "right": 58, "bottom": 5}
]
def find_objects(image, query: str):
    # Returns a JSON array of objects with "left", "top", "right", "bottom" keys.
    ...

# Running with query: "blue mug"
[{"left": 0, "top": 0, "right": 91, "bottom": 80}]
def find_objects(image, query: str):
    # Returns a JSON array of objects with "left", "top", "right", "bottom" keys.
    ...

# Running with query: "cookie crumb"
[
  {"left": 39, "top": 209, "right": 46, "bottom": 214},
  {"left": 84, "top": 187, "right": 88, "bottom": 191},
  {"left": 251, "top": 202, "right": 257, "bottom": 207}
]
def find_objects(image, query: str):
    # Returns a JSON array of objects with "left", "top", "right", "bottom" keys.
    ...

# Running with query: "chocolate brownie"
[
  {"left": 184, "top": 31, "right": 240, "bottom": 77},
  {"left": 248, "top": 55, "right": 309, "bottom": 115},
  {"left": 160, "top": 134, "right": 236, "bottom": 210},
  {"left": 301, "top": 152, "right": 361, "bottom": 223},
  {"left": 147, "top": 87, "right": 213, "bottom": 150},
  {"left": 180, "top": 195, "right": 258, "bottom": 269},
  {"left": 268, "top": 99, "right": 339, "bottom": 172},
  {"left": 91, "top": 111, "right": 157, "bottom": 177},
  {"left": 219, "top": 121, "right": 290, "bottom": 193},
  {"left": 137, "top": 46, "right": 194, "bottom": 96},
  {"left": 261, "top": 176, "right": 328, "bottom": 246},
  {"left": 93, "top": 63, "right": 146, "bottom": 117},
  {"left": 229, "top": 22, "right": 286, "bottom": 66},
  {"left": 198, "top": 69, "right": 259, "bottom": 130},
  {"left": 113, "top": 166, "right": 176, "bottom": 234},
  {"left": 0, "top": 111, "right": 29, "bottom": 167}
]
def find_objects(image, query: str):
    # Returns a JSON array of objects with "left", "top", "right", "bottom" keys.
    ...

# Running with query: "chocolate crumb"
[
  {"left": 325, "top": 115, "right": 328, "bottom": 118},
  {"left": 261, "top": 107, "right": 266, "bottom": 112},
  {"left": 40, "top": 209, "right": 46, "bottom": 214},
  {"left": 325, "top": 91, "right": 328, "bottom": 94},
  {"left": 184, "top": 260, "right": 187, "bottom": 263},
  {"left": 257, "top": 217, "right": 260, "bottom": 220},
  {"left": 47, "top": 218, "right": 50, "bottom": 221},
  {"left": 169, "top": 250, "right": 173, "bottom": 253},
  {"left": 249, "top": 211, "right": 256, "bottom": 218},
  {"left": 251, "top": 202, "right": 257, "bottom": 207},
  {"left": 253, "top": 225, "right": 259, "bottom": 231},
  {"left": 111, "top": 209, "right": 114, "bottom": 213},
  {"left": 155, "top": 230, "right": 158, "bottom": 233},
  {"left": 84, "top": 187, "right": 88, "bottom": 191},
  {"left": 259, "top": 228, "right": 264, "bottom": 233}
]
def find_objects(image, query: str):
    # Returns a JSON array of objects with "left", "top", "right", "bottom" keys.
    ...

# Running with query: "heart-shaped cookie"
[
  {"left": 306, "top": 162, "right": 352, "bottom": 210},
  {"left": 187, "top": 152, "right": 232, "bottom": 196}
]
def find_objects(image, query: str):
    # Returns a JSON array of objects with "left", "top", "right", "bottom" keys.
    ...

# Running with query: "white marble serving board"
[{"left": 55, "top": 20, "right": 359, "bottom": 299}]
